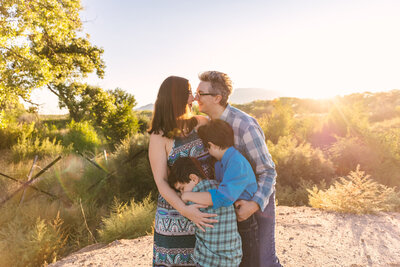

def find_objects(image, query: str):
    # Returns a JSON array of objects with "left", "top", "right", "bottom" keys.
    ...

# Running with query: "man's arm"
[{"left": 238, "top": 124, "right": 276, "bottom": 212}]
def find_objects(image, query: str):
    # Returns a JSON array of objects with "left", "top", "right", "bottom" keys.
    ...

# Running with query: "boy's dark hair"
[
  {"left": 168, "top": 157, "right": 206, "bottom": 189},
  {"left": 197, "top": 119, "right": 234, "bottom": 149}
]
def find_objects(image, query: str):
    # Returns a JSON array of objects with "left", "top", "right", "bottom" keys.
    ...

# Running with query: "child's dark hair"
[
  {"left": 168, "top": 157, "right": 206, "bottom": 188},
  {"left": 197, "top": 119, "right": 234, "bottom": 149}
]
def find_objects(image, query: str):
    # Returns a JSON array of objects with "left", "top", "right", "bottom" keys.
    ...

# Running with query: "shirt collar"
[
  {"left": 220, "top": 146, "right": 235, "bottom": 166},
  {"left": 193, "top": 179, "right": 207, "bottom": 193},
  {"left": 219, "top": 104, "right": 232, "bottom": 121}
]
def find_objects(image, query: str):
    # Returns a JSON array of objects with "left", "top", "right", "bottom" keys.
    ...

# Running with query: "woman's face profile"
[{"left": 187, "top": 84, "right": 194, "bottom": 110}]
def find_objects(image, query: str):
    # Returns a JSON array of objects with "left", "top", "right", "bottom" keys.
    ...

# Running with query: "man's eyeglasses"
[{"left": 195, "top": 92, "right": 219, "bottom": 97}]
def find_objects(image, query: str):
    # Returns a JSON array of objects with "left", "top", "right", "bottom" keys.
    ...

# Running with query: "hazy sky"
[{"left": 31, "top": 0, "right": 400, "bottom": 113}]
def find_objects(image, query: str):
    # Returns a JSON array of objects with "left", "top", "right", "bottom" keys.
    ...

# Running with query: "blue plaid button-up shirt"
[{"left": 219, "top": 104, "right": 277, "bottom": 211}]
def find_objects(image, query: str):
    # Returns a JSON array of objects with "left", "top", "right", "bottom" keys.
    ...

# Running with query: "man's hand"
[
  {"left": 234, "top": 200, "right": 259, "bottom": 222},
  {"left": 182, "top": 204, "right": 218, "bottom": 232}
]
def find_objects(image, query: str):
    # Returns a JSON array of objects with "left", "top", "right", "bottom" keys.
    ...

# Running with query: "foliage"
[
  {"left": 268, "top": 136, "right": 335, "bottom": 187},
  {"left": 63, "top": 120, "right": 101, "bottom": 153},
  {"left": 0, "top": 0, "right": 104, "bottom": 105},
  {"left": 276, "top": 179, "right": 326, "bottom": 206},
  {"left": 137, "top": 110, "right": 152, "bottom": 133},
  {"left": 11, "top": 135, "right": 65, "bottom": 162},
  {"left": 108, "top": 134, "right": 156, "bottom": 203},
  {"left": 310, "top": 99, "right": 370, "bottom": 147},
  {"left": 0, "top": 101, "right": 31, "bottom": 149},
  {"left": 259, "top": 100, "right": 295, "bottom": 144},
  {"left": 308, "top": 166, "right": 400, "bottom": 214},
  {"left": 54, "top": 84, "right": 139, "bottom": 146},
  {"left": 329, "top": 134, "right": 400, "bottom": 188},
  {"left": 292, "top": 114, "right": 322, "bottom": 143},
  {"left": 102, "top": 88, "right": 139, "bottom": 146},
  {"left": 98, "top": 196, "right": 155, "bottom": 243},
  {"left": 0, "top": 208, "right": 67, "bottom": 267},
  {"left": 55, "top": 83, "right": 114, "bottom": 124}
]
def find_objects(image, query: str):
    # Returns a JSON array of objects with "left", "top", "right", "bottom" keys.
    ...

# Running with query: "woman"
[{"left": 148, "top": 76, "right": 217, "bottom": 267}]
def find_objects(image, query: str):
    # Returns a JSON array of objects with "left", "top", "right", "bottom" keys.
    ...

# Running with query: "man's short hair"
[
  {"left": 198, "top": 71, "right": 232, "bottom": 107},
  {"left": 198, "top": 119, "right": 234, "bottom": 149},
  {"left": 168, "top": 157, "right": 206, "bottom": 189}
]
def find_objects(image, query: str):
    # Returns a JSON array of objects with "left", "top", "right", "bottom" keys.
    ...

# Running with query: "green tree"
[
  {"left": 0, "top": 0, "right": 104, "bottom": 106},
  {"left": 103, "top": 88, "right": 139, "bottom": 145}
]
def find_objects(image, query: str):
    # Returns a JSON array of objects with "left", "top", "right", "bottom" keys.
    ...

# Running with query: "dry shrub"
[{"left": 308, "top": 165, "right": 400, "bottom": 214}]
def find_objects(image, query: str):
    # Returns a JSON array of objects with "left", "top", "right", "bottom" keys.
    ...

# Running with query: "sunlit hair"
[
  {"left": 148, "top": 76, "right": 197, "bottom": 138},
  {"left": 198, "top": 71, "right": 233, "bottom": 107},
  {"left": 167, "top": 157, "right": 206, "bottom": 189}
]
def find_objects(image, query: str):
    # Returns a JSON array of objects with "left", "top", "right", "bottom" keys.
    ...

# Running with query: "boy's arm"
[
  {"left": 209, "top": 159, "right": 255, "bottom": 209},
  {"left": 181, "top": 192, "right": 213, "bottom": 206}
]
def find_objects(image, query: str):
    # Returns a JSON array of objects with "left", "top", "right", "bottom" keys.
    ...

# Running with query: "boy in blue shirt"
[
  {"left": 168, "top": 157, "right": 242, "bottom": 267},
  {"left": 182, "top": 119, "right": 259, "bottom": 267}
]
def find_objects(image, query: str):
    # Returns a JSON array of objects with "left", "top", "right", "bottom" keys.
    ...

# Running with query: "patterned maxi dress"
[{"left": 153, "top": 130, "right": 213, "bottom": 267}]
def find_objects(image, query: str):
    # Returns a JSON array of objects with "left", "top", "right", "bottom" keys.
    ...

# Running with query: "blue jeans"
[
  {"left": 255, "top": 190, "right": 281, "bottom": 267},
  {"left": 238, "top": 214, "right": 259, "bottom": 267}
]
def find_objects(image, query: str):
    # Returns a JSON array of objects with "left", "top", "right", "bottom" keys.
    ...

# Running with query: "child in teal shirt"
[{"left": 168, "top": 157, "right": 242, "bottom": 267}]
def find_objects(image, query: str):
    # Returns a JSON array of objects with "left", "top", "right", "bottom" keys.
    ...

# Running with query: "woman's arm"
[
  {"left": 181, "top": 191, "right": 213, "bottom": 206},
  {"left": 148, "top": 133, "right": 218, "bottom": 231}
]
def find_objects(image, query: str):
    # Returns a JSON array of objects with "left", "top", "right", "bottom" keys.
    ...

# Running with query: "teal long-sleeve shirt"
[{"left": 208, "top": 146, "right": 257, "bottom": 209}]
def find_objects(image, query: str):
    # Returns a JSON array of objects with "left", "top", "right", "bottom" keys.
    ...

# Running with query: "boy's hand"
[{"left": 234, "top": 200, "right": 259, "bottom": 222}]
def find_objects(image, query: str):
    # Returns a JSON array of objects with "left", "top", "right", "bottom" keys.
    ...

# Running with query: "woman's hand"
[
  {"left": 182, "top": 204, "right": 218, "bottom": 232},
  {"left": 181, "top": 192, "right": 189, "bottom": 203}
]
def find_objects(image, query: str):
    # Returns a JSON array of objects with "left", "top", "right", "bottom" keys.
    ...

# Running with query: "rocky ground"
[{"left": 50, "top": 206, "right": 400, "bottom": 267}]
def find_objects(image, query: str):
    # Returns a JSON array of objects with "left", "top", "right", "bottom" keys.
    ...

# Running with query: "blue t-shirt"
[{"left": 208, "top": 146, "right": 258, "bottom": 209}]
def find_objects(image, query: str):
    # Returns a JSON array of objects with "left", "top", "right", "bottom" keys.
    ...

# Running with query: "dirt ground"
[{"left": 50, "top": 206, "right": 400, "bottom": 267}]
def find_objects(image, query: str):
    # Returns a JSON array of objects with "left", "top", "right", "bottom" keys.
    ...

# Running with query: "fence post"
[{"left": 19, "top": 155, "right": 38, "bottom": 204}]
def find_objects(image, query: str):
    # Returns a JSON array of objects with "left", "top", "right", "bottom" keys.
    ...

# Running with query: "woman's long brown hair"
[{"left": 148, "top": 76, "right": 197, "bottom": 138}]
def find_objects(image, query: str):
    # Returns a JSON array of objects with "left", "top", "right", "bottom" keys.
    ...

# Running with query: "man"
[{"left": 194, "top": 71, "right": 281, "bottom": 267}]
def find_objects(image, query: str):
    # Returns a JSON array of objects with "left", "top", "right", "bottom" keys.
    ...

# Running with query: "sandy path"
[{"left": 50, "top": 206, "right": 400, "bottom": 267}]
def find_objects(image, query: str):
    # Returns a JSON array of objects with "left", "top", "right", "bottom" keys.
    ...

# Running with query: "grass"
[{"left": 98, "top": 196, "right": 156, "bottom": 243}]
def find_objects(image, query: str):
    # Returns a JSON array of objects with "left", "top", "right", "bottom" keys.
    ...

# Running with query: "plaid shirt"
[
  {"left": 189, "top": 179, "right": 242, "bottom": 267},
  {"left": 220, "top": 104, "right": 277, "bottom": 211}
]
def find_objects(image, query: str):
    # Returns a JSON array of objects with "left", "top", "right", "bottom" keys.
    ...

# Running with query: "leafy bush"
[
  {"left": 329, "top": 135, "right": 400, "bottom": 187},
  {"left": 63, "top": 120, "right": 101, "bottom": 153},
  {"left": 98, "top": 196, "right": 155, "bottom": 243},
  {"left": 308, "top": 166, "right": 400, "bottom": 214},
  {"left": 276, "top": 179, "right": 326, "bottom": 206},
  {"left": 11, "top": 136, "right": 65, "bottom": 162},
  {"left": 259, "top": 100, "right": 295, "bottom": 144},
  {"left": 268, "top": 136, "right": 335, "bottom": 187}
]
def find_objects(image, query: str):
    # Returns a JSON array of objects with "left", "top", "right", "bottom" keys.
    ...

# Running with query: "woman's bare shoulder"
[
  {"left": 194, "top": 115, "right": 209, "bottom": 127},
  {"left": 149, "top": 132, "right": 168, "bottom": 144}
]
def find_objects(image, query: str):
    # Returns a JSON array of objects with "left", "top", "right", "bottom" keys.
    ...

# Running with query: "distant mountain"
[
  {"left": 229, "top": 88, "right": 283, "bottom": 104},
  {"left": 135, "top": 103, "right": 154, "bottom": 111}
]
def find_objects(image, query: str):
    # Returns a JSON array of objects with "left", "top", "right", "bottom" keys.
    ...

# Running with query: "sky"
[{"left": 30, "top": 0, "right": 400, "bottom": 114}]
